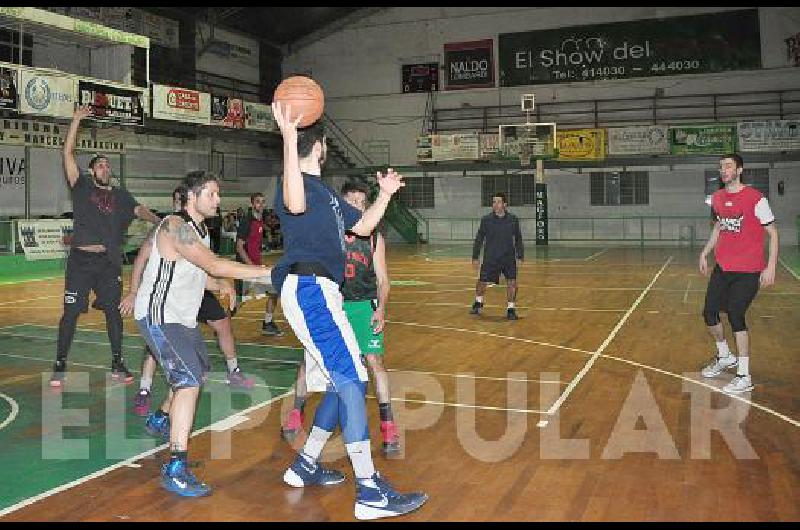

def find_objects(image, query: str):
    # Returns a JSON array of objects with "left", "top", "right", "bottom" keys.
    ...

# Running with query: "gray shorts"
[{"left": 136, "top": 318, "right": 209, "bottom": 389}]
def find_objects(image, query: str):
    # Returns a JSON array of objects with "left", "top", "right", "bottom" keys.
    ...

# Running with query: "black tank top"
[{"left": 340, "top": 230, "right": 377, "bottom": 301}]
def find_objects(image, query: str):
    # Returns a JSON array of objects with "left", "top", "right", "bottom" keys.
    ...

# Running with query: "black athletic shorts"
[
  {"left": 64, "top": 249, "right": 122, "bottom": 313},
  {"left": 703, "top": 264, "right": 760, "bottom": 317},
  {"left": 479, "top": 256, "right": 518, "bottom": 284},
  {"left": 197, "top": 290, "right": 227, "bottom": 323}
]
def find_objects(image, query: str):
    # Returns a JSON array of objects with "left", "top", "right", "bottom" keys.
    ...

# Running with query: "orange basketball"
[{"left": 272, "top": 76, "right": 325, "bottom": 128}]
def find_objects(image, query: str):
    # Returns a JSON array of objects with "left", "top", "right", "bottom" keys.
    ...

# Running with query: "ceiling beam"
[{"left": 286, "top": 7, "right": 388, "bottom": 55}]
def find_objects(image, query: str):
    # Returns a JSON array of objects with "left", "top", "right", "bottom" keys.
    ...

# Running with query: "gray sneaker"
[
  {"left": 723, "top": 375, "right": 753, "bottom": 393},
  {"left": 701, "top": 355, "right": 737, "bottom": 378}
]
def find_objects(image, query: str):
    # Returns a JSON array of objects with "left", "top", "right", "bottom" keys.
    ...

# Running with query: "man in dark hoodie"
[{"left": 470, "top": 192, "right": 524, "bottom": 320}]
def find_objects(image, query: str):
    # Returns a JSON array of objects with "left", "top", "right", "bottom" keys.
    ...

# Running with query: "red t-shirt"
[
  {"left": 236, "top": 212, "right": 265, "bottom": 265},
  {"left": 712, "top": 185, "right": 774, "bottom": 273}
]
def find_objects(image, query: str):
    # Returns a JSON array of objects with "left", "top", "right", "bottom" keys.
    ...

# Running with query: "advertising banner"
[
  {"left": 211, "top": 95, "right": 245, "bottom": 129},
  {"left": 18, "top": 70, "right": 76, "bottom": 118},
  {"left": 17, "top": 219, "right": 73, "bottom": 260},
  {"left": 0, "top": 66, "right": 18, "bottom": 111},
  {"left": 78, "top": 80, "right": 144, "bottom": 126},
  {"left": 499, "top": 9, "right": 760, "bottom": 86},
  {"left": 243, "top": 101, "right": 275, "bottom": 131},
  {"left": 151, "top": 84, "right": 211, "bottom": 125},
  {"left": 557, "top": 129, "right": 606, "bottom": 160},
  {"left": 445, "top": 39, "right": 495, "bottom": 90},
  {"left": 607, "top": 125, "right": 669, "bottom": 155},
  {"left": 738, "top": 120, "right": 800, "bottom": 152},
  {"left": 669, "top": 125, "right": 737, "bottom": 155}
]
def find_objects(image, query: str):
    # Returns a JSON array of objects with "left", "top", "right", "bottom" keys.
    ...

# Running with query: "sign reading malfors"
[
  {"left": 444, "top": 39, "right": 495, "bottom": 90},
  {"left": 499, "top": 9, "right": 761, "bottom": 86},
  {"left": 151, "top": 84, "right": 211, "bottom": 125}
]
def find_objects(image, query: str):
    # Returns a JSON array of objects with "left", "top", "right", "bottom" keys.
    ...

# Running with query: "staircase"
[{"left": 323, "top": 113, "right": 426, "bottom": 244}]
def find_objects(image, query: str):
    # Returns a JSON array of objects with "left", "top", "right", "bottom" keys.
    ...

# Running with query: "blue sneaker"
[
  {"left": 160, "top": 459, "right": 211, "bottom": 497},
  {"left": 145, "top": 412, "right": 170, "bottom": 442},
  {"left": 282, "top": 453, "right": 346, "bottom": 487},
  {"left": 354, "top": 472, "right": 428, "bottom": 520}
]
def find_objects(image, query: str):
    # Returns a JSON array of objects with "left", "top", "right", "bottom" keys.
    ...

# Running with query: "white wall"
[{"left": 283, "top": 7, "right": 800, "bottom": 245}]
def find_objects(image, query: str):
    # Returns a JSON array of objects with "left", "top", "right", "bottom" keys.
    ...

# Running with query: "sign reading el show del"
[{"left": 499, "top": 9, "right": 761, "bottom": 86}]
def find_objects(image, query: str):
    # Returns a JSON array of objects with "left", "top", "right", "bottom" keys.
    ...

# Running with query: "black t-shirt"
[
  {"left": 70, "top": 172, "right": 138, "bottom": 265},
  {"left": 472, "top": 212, "right": 524, "bottom": 263}
]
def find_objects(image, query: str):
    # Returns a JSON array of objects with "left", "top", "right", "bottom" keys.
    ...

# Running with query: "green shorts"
[{"left": 343, "top": 299, "right": 384, "bottom": 357}]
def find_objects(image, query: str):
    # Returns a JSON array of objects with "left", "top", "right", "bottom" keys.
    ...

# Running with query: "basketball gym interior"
[{"left": 0, "top": 7, "right": 798, "bottom": 522}]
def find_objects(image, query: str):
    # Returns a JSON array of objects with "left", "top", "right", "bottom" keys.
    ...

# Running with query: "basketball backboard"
[{"left": 498, "top": 122, "right": 557, "bottom": 165}]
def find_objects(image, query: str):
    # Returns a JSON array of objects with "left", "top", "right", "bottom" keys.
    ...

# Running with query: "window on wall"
[
  {"left": 590, "top": 171, "right": 649, "bottom": 206},
  {"left": 703, "top": 167, "right": 769, "bottom": 199},
  {"left": 743, "top": 167, "right": 769, "bottom": 197},
  {"left": 481, "top": 174, "right": 535, "bottom": 206},
  {"left": 0, "top": 29, "right": 33, "bottom": 66},
  {"left": 397, "top": 175, "right": 434, "bottom": 209}
]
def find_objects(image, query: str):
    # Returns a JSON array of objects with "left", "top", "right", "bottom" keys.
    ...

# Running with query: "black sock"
[
  {"left": 379, "top": 402, "right": 393, "bottom": 422},
  {"left": 170, "top": 450, "right": 188, "bottom": 462},
  {"left": 294, "top": 396, "right": 306, "bottom": 413},
  {"left": 155, "top": 409, "right": 169, "bottom": 419}
]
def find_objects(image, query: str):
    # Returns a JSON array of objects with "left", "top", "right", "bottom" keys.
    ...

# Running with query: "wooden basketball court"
[{"left": 0, "top": 244, "right": 798, "bottom": 521}]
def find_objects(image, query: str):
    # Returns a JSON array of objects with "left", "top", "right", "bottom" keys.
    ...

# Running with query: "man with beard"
[{"left": 50, "top": 105, "right": 161, "bottom": 387}]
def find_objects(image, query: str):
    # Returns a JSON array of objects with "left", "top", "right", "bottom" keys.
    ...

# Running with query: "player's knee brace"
[
  {"left": 338, "top": 381, "right": 369, "bottom": 444},
  {"left": 311, "top": 391, "right": 339, "bottom": 433},
  {"left": 703, "top": 309, "right": 720, "bottom": 327},
  {"left": 727, "top": 311, "right": 747, "bottom": 333}
]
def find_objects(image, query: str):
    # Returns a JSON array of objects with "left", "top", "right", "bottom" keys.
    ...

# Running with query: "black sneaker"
[
  {"left": 262, "top": 321, "right": 285, "bottom": 337},
  {"left": 111, "top": 357, "right": 134, "bottom": 384},
  {"left": 469, "top": 301, "right": 483, "bottom": 315},
  {"left": 50, "top": 360, "right": 66, "bottom": 388},
  {"left": 506, "top": 308, "right": 518, "bottom": 320}
]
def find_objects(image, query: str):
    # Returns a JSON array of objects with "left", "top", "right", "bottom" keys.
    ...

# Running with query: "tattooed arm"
[{"left": 158, "top": 215, "right": 271, "bottom": 281}]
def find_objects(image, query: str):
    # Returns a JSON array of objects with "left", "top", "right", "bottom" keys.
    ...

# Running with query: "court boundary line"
[
  {"left": 0, "top": 276, "right": 63, "bottom": 286},
  {"left": 0, "top": 330, "right": 302, "bottom": 366},
  {"left": 0, "top": 295, "right": 62, "bottom": 306},
  {"left": 0, "top": 389, "right": 292, "bottom": 518},
  {"left": 0, "top": 325, "right": 563, "bottom": 385},
  {"left": 778, "top": 257, "right": 799, "bottom": 281},
  {"left": 0, "top": 392, "right": 19, "bottom": 431},
  {"left": 0, "top": 350, "right": 292, "bottom": 392},
  {"left": 544, "top": 256, "right": 674, "bottom": 418}
]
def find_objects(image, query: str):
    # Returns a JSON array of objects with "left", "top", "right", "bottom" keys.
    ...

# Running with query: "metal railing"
[
  {"left": 323, "top": 112, "right": 375, "bottom": 168},
  {"left": 423, "top": 216, "right": 712, "bottom": 246},
  {"left": 432, "top": 88, "right": 800, "bottom": 133}
]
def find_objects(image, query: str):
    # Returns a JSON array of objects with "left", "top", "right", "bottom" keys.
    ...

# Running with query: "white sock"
[
  {"left": 139, "top": 377, "right": 152, "bottom": 392},
  {"left": 264, "top": 313, "right": 273, "bottom": 324},
  {"left": 226, "top": 357, "right": 238, "bottom": 373},
  {"left": 345, "top": 440, "right": 375, "bottom": 480},
  {"left": 507, "top": 302, "right": 516, "bottom": 309},
  {"left": 303, "top": 426, "right": 333, "bottom": 461},
  {"left": 475, "top": 296, "right": 483, "bottom": 304},
  {"left": 737, "top": 357, "right": 750, "bottom": 377},
  {"left": 716, "top": 341, "right": 731, "bottom": 358}
]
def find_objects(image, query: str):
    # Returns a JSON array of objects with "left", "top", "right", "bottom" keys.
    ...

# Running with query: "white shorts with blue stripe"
[{"left": 280, "top": 273, "right": 369, "bottom": 393}]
